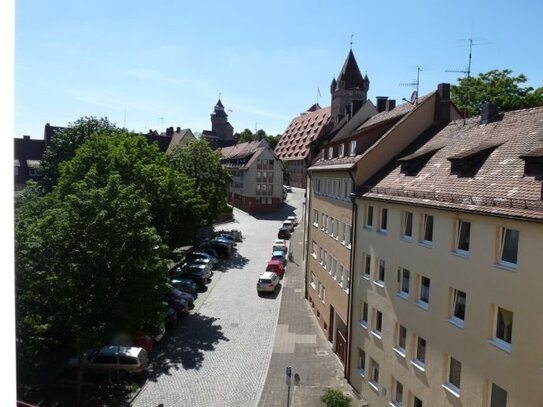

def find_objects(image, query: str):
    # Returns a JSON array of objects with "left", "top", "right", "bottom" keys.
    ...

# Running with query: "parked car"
[
  {"left": 282, "top": 220, "right": 294, "bottom": 232},
  {"left": 201, "top": 247, "right": 219, "bottom": 259},
  {"left": 134, "top": 334, "right": 154, "bottom": 353},
  {"left": 257, "top": 271, "right": 280, "bottom": 293},
  {"left": 212, "top": 236, "right": 235, "bottom": 249},
  {"left": 183, "top": 263, "right": 213, "bottom": 280},
  {"left": 202, "top": 240, "right": 232, "bottom": 258},
  {"left": 186, "top": 251, "right": 219, "bottom": 267},
  {"left": 278, "top": 226, "right": 291, "bottom": 240},
  {"left": 283, "top": 185, "right": 293, "bottom": 193},
  {"left": 272, "top": 239, "right": 288, "bottom": 253},
  {"left": 167, "top": 294, "right": 189, "bottom": 314},
  {"left": 171, "top": 278, "right": 199, "bottom": 296},
  {"left": 165, "top": 306, "right": 178, "bottom": 326},
  {"left": 174, "top": 272, "right": 207, "bottom": 289},
  {"left": 272, "top": 250, "right": 288, "bottom": 267},
  {"left": 187, "top": 257, "right": 213, "bottom": 269},
  {"left": 68, "top": 346, "right": 148, "bottom": 379},
  {"left": 287, "top": 215, "right": 298, "bottom": 226},
  {"left": 216, "top": 233, "right": 237, "bottom": 246},
  {"left": 266, "top": 259, "right": 285, "bottom": 277},
  {"left": 170, "top": 287, "right": 195, "bottom": 309}
]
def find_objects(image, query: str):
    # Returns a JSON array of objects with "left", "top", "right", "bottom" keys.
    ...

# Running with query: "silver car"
[
  {"left": 69, "top": 345, "right": 148, "bottom": 378},
  {"left": 257, "top": 271, "right": 280, "bottom": 293}
]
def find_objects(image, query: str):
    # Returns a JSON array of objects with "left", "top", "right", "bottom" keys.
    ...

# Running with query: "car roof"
[
  {"left": 287, "top": 216, "right": 297, "bottom": 219},
  {"left": 279, "top": 226, "right": 289, "bottom": 231},
  {"left": 267, "top": 259, "right": 282, "bottom": 266},
  {"left": 272, "top": 250, "right": 286, "bottom": 256},
  {"left": 99, "top": 345, "right": 143, "bottom": 357},
  {"left": 260, "top": 271, "right": 277, "bottom": 279},
  {"left": 273, "top": 239, "right": 286, "bottom": 244}
]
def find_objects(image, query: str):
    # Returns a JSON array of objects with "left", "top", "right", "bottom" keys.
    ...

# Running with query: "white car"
[
  {"left": 69, "top": 346, "right": 148, "bottom": 378},
  {"left": 257, "top": 271, "right": 280, "bottom": 293},
  {"left": 287, "top": 216, "right": 298, "bottom": 226},
  {"left": 272, "top": 239, "right": 288, "bottom": 253},
  {"left": 282, "top": 220, "right": 294, "bottom": 232}
]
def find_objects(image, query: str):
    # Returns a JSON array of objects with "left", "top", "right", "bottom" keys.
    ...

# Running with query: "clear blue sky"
[{"left": 15, "top": 0, "right": 543, "bottom": 139}]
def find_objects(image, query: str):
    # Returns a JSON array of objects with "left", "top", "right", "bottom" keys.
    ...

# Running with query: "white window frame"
[
  {"left": 448, "top": 288, "right": 466, "bottom": 328},
  {"left": 455, "top": 220, "right": 471, "bottom": 255},
  {"left": 392, "top": 379, "right": 404, "bottom": 407},
  {"left": 422, "top": 214, "right": 434, "bottom": 245},
  {"left": 360, "top": 301, "right": 368, "bottom": 328},
  {"left": 357, "top": 348, "right": 366, "bottom": 377},
  {"left": 398, "top": 267, "right": 410, "bottom": 299},
  {"left": 402, "top": 211, "right": 413, "bottom": 240},
  {"left": 411, "top": 336, "right": 426, "bottom": 371},
  {"left": 342, "top": 266, "right": 350, "bottom": 292},
  {"left": 375, "top": 259, "right": 385, "bottom": 287},
  {"left": 310, "top": 272, "right": 316, "bottom": 290},
  {"left": 365, "top": 205, "right": 374, "bottom": 229},
  {"left": 311, "top": 241, "right": 317, "bottom": 258},
  {"left": 349, "top": 139, "right": 357, "bottom": 156},
  {"left": 369, "top": 359, "right": 379, "bottom": 391},
  {"left": 490, "top": 306, "right": 513, "bottom": 352},
  {"left": 498, "top": 227, "right": 519, "bottom": 268},
  {"left": 417, "top": 275, "right": 430, "bottom": 310},
  {"left": 362, "top": 254, "right": 371, "bottom": 280},
  {"left": 312, "top": 209, "right": 319, "bottom": 227},
  {"left": 328, "top": 146, "right": 333, "bottom": 159},
  {"left": 345, "top": 224, "right": 352, "bottom": 248},
  {"left": 443, "top": 356, "right": 462, "bottom": 397},
  {"left": 372, "top": 309, "right": 383, "bottom": 339},
  {"left": 379, "top": 208, "right": 388, "bottom": 233},
  {"left": 394, "top": 324, "right": 407, "bottom": 357},
  {"left": 338, "top": 143, "right": 345, "bottom": 158}
]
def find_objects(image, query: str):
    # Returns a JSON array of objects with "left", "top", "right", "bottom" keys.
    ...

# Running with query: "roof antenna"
[
  {"left": 350, "top": 34, "right": 354, "bottom": 50},
  {"left": 400, "top": 66, "right": 422, "bottom": 105}
]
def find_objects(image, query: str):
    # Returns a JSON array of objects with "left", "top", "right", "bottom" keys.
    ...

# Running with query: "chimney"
[
  {"left": 23, "top": 135, "right": 30, "bottom": 140},
  {"left": 435, "top": 83, "right": 451, "bottom": 125},
  {"left": 386, "top": 99, "right": 396, "bottom": 111},
  {"left": 176, "top": 127, "right": 181, "bottom": 133},
  {"left": 376, "top": 96, "right": 388, "bottom": 113},
  {"left": 481, "top": 102, "right": 499, "bottom": 124}
]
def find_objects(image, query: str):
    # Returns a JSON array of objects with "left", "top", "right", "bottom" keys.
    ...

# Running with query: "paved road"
[{"left": 132, "top": 191, "right": 304, "bottom": 407}]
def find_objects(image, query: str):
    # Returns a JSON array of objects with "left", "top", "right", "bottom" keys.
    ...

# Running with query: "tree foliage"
[
  {"left": 320, "top": 388, "right": 352, "bottom": 407},
  {"left": 451, "top": 69, "right": 543, "bottom": 117},
  {"left": 237, "top": 128, "right": 281, "bottom": 149},
  {"left": 168, "top": 139, "right": 230, "bottom": 224}
]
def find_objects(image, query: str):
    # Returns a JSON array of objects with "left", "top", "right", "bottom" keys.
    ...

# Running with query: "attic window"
[
  {"left": 338, "top": 144, "right": 345, "bottom": 158},
  {"left": 447, "top": 143, "right": 502, "bottom": 177},
  {"left": 328, "top": 146, "right": 334, "bottom": 159},
  {"left": 398, "top": 148, "right": 442, "bottom": 176},
  {"left": 520, "top": 147, "right": 543, "bottom": 179}
]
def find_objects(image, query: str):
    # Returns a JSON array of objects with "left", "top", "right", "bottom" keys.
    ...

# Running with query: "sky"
[{"left": 13, "top": 0, "right": 543, "bottom": 140}]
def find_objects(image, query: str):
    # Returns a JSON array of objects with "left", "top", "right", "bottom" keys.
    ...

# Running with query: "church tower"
[
  {"left": 211, "top": 98, "right": 234, "bottom": 141},
  {"left": 330, "top": 50, "right": 370, "bottom": 125}
]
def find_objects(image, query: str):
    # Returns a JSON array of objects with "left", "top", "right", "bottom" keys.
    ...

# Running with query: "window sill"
[
  {"left": 393, "top": 347, "right": 406, "bottom": 358},
  {"left": 377, "top": 229, "right": 387, "bottom": 235},
  {"left": 310, "top": 284, "right": 316, "bottom": 290},
  {"left": 357, "top": 368, "right": 366, "bottom": 378},
  {"left": 495, "top": 262, "right": 517, "bottom": 272},
  {"left": 371, "top": 330, "right": 382, "bottom": 340},
  {"left": 419, "top": 241, "right": 433, "bottom": 248},
  {"left": 453, "top": 250, "right": 470, "bottom": 258},
  {"left": 368, "top": 381, "right": 379, "bottom": 392},
  {"left": 448, "top": 317, "right": 465, "bottom": 329},
  {"left": 410, "top": 359, "right": 425, "bottom": 372},
  {"left": 488, "top": 338, "right": 512, "bottom": 353},
  {"left": 312, "top": 223, "right": 318, "bottom": 228},
  {"left": 401, "top": 236, "right": 413, "bottom": 242},
  {"left": 374, "top": 281, "right": 385, "bottom": 288},
  {"left": 416, "top": 300, "right": 429, "bottom": 310},
  {"left": 362, "top": 274, "right": 370, "bottom": 281},
  {"left": 363, "top": 225, "right": 373, "bottom": 231},
  {"left": 311, "top": 254, "right": 317, "bottom": 259},
  {"left": 396, "top": 292, "right": 409, "bottom": 301},
  {"left": 442, "top": 383, "right": 461, "bottom": 398},
  {"left": 390, "top": 402, "right": 402, "bottom": 407},
  {"left": 359, "top": 321, "right": 368, "bottom": 330}
]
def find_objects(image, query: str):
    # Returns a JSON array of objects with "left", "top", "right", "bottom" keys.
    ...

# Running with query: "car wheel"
[{"left": 116, "top": 369, "right": 130, "bottom": 382}]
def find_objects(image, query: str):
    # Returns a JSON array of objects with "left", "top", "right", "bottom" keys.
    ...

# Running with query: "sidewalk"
[{"left": 258, "top": 222, "right": 366, "bottom": 407}]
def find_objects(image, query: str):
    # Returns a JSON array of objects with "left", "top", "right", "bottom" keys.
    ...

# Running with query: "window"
[
  {"left": 493, "top": 306, "right": 513, "bottom": 351},
  {"left": 456, "top": 220, "right": 471, "bottom": 254},
  {"left": 311, "top": 241, "right": 317, "bottom": 258},
  {"left": 369, "top": 359, "right": 379, "bottom": 390},
  {"left": 323, "top": 214, "right": 329, "bottom": 234},
  {"left": 329, "top": 217, "right": 334, "bottom": 237},
  {"left": 345, "top": 225, "right": 352, "bottom": 248},
  {"left": 444, "top": 357, "right": 462, "bottom": 396},
  {"left": 398, "top": 268, "right": 410, "bottom": 298},
  {"left": 338, "top": 143, "right": 345, "bottom": 158},
  {"left": 363, "top": 254, "right": 371, "bottom": 279},
  {"left": 376, "top": 259, "right": 385, "bottom": 286},
  {"left": 312, "top": 209, "right": 319, "bottom": 226},
  {"left": 449, "top": 289, "right": 466, "bottom": 327},
  {"left": 317, "top": 282, "right": 325, "bottom": 302},
  {"left": 360, "top": 301, "right": 368, "bottom": 327},
  {"left": 328, "top": 146, "right": 333, "bottom": 159},
  {"left": 349, "top": 139, "right": 357, "bottom": 156},
  {"left": 310, "top": 272, "right": 316, "bottom": 290},
  {"left": 365, "top": 205, "right": 374, "bottom": 228},
  {"left": 29, "top": 167, "right": 40, "bottom": 176},
  {"left": 342, "top": 266, "right": 350, "bottom": 292},
  {"left": 422, "top": 214, "right": 434, "bottom": 244},
  {"left": 333, "top": 219, "right": 338, "bottom": 239},
  {"left": 372, "top": 310, "right": 383, "bottom": 338},
  {"left": 403, "top": 211, "right": 413, "bottom": 238},
  {"left": 340, "top": 222, "right": 346, "bottom": 244},
  {"left": 489, "top": 383, "right": 508, "bottom": 407},
  {"left": 418, "top": 276, "right": 430, "bottom": 309},
  {"left": 413, "top": 336, "right": 426, "bottom": 370},
  {"left": 395, "top": 324, "right": 407, "bottom": 356},
  {"left": 392, "top": 379, "right": 403, "bottom": 406},
  {"left": 379, "top": 208, "right": 388, "bottom": 232},
  {"left": 330, "top": 257, "right": 337, "bottom": 277},
  {"left": 357, "top": 349, "right": 366, "bottom": 376},
  {"left": 499, "top": 228, "right": 519, "bottom": 267},
  {"left": 413, "top": 396, "right": 423, "bottom": 407},
  {"left": 322, "top": 250, "right": 328, "bottom": 269},
  {"left": 14, "top": 166, "right": 19, "bottom": 176}
]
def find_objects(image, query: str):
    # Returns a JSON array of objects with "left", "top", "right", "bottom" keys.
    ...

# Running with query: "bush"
[{"left": 320, "top": 388, "right": 352, "bottom": 407}]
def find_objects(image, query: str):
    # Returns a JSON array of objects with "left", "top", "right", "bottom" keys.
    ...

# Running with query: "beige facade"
[{"left": 349, "top": 199, "right": 543, "bottom": 406}]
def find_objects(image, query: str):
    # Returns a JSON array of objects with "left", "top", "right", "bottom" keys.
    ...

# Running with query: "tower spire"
[{"left": 350, "top": 34, "right": 353, "bottom": 50}]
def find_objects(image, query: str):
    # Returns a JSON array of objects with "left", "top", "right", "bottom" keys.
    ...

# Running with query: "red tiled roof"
[
  {"left": 360, "top": 106, "right": 543, "bottom": 221},
  {"left": 275, "top": 105, "right": 331, "bottom": 161}
]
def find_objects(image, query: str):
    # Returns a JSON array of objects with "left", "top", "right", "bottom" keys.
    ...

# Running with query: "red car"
[{"left": 266, "top": 259, "right": 285, "bottom": 277}]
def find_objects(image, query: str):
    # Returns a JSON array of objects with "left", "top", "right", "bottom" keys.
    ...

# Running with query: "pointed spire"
[
  {"left": 216, "top": 98, "right": 224, "bottom": 109},
  {"left": 336, "top": 49, "right": 365, "bottom": 90}
]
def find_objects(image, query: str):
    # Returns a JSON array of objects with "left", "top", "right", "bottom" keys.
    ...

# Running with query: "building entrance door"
[
  {"left": 336, "top": 329, "right": 346, "bottom": 365},
  {"left": 328, "top": 305, "right": 335, "bottom": 342}
]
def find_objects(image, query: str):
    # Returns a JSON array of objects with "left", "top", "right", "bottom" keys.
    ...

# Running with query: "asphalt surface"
[{"left": 132, "top": 191, "right": 303, "bottom": 407}]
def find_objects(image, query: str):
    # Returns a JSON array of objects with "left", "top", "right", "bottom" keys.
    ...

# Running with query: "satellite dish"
[{"left": 410, "top": 91, "right": 418, "bottom": 104}]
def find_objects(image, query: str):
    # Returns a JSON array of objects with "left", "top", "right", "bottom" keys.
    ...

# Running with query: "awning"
[
  {"left": 14, "top": 159, "right": 20, "bottom": 167},
  {"left": 26, "top": 160, "right": 41, "bottom": 168}
]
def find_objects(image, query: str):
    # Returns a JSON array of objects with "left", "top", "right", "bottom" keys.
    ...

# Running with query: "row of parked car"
[
  {"left": 67, "top": 231, "right": 242, "bottom": 381},
  {"left": 257, "top": 216, "right": 298, "bottom": 294}
]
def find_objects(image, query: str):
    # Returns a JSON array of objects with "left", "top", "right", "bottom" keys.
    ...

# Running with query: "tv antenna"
[
  {"left": 400, "top": 65, "right": 422, "bottom": 105},
  {"left": 445, "top": 36, "right": 488, "bottom": 80},
  {"left": 158, "top": 114, "right": 165, "bottom": 132}
]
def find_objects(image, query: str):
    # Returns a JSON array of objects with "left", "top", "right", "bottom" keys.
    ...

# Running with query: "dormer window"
[
  {"left": 520, "top": 147, "right": 543, "bottom": 179},
  {"left": 338, "top": 144, "right": 345, "bottom": 158},
  {"left": 349, "top": 140, "right": 357, "bottom": 156},
  {"left": 321, "top": 149, "right": 325, "bottom": 160},
  {"left": 398, "top": 147, "right": 442, "bottom": 176},
  {"left": 328, "top": 146, "right": 334, "bottom": 159},
  {"left": 447, "top": 143, "right": 502, "bottom": 177}
]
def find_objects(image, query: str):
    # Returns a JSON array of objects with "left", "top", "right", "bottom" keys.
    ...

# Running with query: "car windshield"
[{"left": 259, "top": 279, "right": 271, "bottom": 284}]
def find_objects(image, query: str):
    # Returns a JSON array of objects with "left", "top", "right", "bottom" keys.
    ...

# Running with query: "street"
[{"left": 132, "top": 189, "right": 305, "bottom": 407}]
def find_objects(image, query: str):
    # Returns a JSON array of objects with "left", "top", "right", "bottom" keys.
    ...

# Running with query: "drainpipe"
[
  {"left": 303, "top": 170, "right": 312, "bottom": 301},
  {"left": 345, "top": 170, "right": 357, "bottom": 380}
]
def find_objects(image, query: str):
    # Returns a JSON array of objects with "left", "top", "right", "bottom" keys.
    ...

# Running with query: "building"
[
  {"left": 14, "top": 136, "right": 46, "bottom": 191},
  {"left": 203, "top": 98, "right": 239, "bottom": 149},
  {"left": 220, "top": 139, "right": 283, "bottom": 212},
  {"left": 145, "top": 126, "right": 196, "bottom": 153},
  {"left": 305, "top": 81, "right": 458, "bottom": 367},
  {"left": 348, "top": 104, "right": 543, "bottom": 406},
  {"left": 274, "top": 104, "right": 331, "bottom": 188}
]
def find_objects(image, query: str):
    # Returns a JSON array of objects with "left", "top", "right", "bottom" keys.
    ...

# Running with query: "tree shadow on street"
[
  {"left": 216, "top": 251, "right": 249, "bottom": 271},
  {"left": 145, "top": 313, "right": 229, "bottom": 381},
  {"left": 250, "top": 203, "right": 297, "bottom": 221}
]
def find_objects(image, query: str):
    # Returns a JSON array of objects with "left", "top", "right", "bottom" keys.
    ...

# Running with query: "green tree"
[
  {"left": 451, "top": 69, "right": 543, "bottom": 117},
  {"left": 168, "top": 139, "right": 231, "bottom": 224},
  {"left": 238, "top": 128, "right": 255, "bottom": 143},
  {"left": 320, "top": 388, "right": 352, "bottom": 407},
  {"left": 39, "top": 116, "right": 121, "bottom": 192},
  {"left": 266, "top": 134, "right": 281, "bottom": 150}
]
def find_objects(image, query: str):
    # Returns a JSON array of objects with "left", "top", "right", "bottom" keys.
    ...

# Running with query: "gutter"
[
  {"left": 345, "top": 169, "right": 357, "bottom": 380},
  {"left": 302, "top": 170, "right": 312, "bottom": 301}
]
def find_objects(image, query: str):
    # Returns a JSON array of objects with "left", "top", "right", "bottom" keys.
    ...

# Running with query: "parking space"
[{"left": 132, "top": 190, "right": 304, "bottom": 407}]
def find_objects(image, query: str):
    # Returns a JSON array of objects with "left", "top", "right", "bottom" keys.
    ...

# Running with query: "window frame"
[
  {"left": 360, "top": 301, "right": 368, "bottom": 328},
  {"left": 455, "top": 220, "right": 471, "bottom": 255},
  {"left": 394, "top": 324, "right": 407, "bottom": 357},
  {"left": 379, "top": 208, "right": 388, "bottom": 232},
  {"left": 488, "top": 382, "right": 508, "bottom": 407},
  {"left": 357, "top": 348, "right": 366, "bottom": 377},
  {"left": 349, "top": 139, "right": 357, "bottom": 156},
  {"left": 449, "top": 288, "right": 466, "bottom": 328},
  {"left": 417, "top": 275, "right": 430, "bottom": 309},
  {"left": 372, "top": 309, "right": 383, "bottom": 339},
  {"left": 392, "top": 379, "right": 404, "bottom": 407},
  {"left": 422, "top": 214, "right": 434, "bottom": 245},
  {"left": 411, "top": 336, "right": 426, "bottom": 371},
  {"left": 402, "top": 211, "right": 413, "bottom": 240},
  {"left": 491, "top": 306, "right": 513, "bottom": 352},
  {"left": 365, "top": 205, "right": 374, "bottom": 229},
  {"left": 362, "top": 254, "right": 371, "bottom": 280},
  {"left": 312, "top": 209, "right": 319, "bottom": 227},
  {"left": 498, "top": 227, "right": 519, "bottom": 268},
  {"left": 398, "top": 268, "right": 410, "bottom": 299},
  {"left": 375, "top": 259, "right": 385, "bottom": 287},
  {"left": 443, "top": 356, "right": 462, "bottom": 397},
  {"left": 338, "top": 143, "right": 345, "bottom": 158},
  {"left": 369, "top": 359, "right": 379, "bottom": 391}
]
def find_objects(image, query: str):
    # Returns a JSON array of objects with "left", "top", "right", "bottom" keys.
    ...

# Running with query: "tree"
[
  {"left": 39, "top": 116, "right": 121, "bottom": 192},
  {"left": 320, "top": 388, "right": 352, "bottom": 407},
  {"left": 266, "top": 134, "right": 281, "bottom": 150},
  {"left": 237, "top": 128, "right": 255, "bottom": 143},
  {"left": 168, "top": 139, "right": 231, "bottom": 224},
  {"left": 451, "top": 69, "right": 543, "bottom": 117}
]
